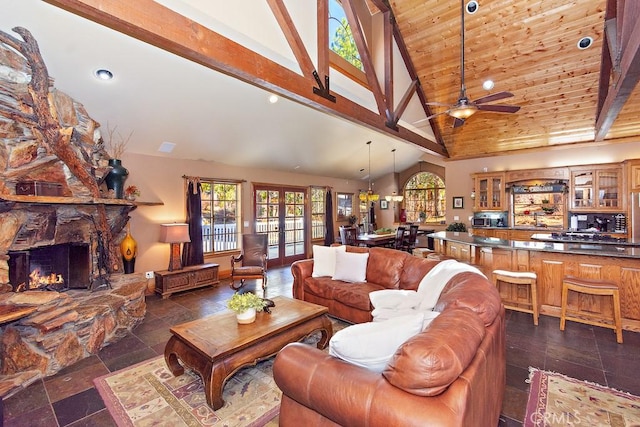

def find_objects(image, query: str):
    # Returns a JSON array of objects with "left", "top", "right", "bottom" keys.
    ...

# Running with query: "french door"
[{"left": 254, "top": 185, "right": 307, "bottom": 268}]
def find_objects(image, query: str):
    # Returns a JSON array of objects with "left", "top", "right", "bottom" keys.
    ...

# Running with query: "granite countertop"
[{"left": 428, "top": 231, "right": 640, "bottom": 258}]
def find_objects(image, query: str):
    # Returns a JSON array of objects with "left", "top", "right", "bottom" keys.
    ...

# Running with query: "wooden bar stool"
[
  {"left": 560, "top": 276, "right": 623, "bottom": 344},
  {"left": 492, "top": 270, "right": 538, "bottom": 325}
]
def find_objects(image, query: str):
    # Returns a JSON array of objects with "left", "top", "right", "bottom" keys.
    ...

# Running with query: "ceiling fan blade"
[
  {"left": 477, "top": 104, "right": 521, "bottom": 113},
  {"left": 453, "top": 117, "right": 465, "bottom": 128},
  {"left": 473, "top": 91, "right": 514, "bottom": 105},
  {"left": 425, "top": 101, "right": 454, "bottom": 107},
  {"left": 424, "top": 110, "right": 451, "bottom": 121}
]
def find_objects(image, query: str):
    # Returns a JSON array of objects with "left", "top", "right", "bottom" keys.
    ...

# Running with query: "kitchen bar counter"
[
  {"left": 429, "top": 231, "right": 640, "bottom": 332},
  {"left": 429, "top": 231, "right": 640, "bottom": 258}
]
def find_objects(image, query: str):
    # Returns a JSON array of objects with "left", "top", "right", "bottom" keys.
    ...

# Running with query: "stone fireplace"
[{"left": 0, "top": 27, "right": 147, "bottom": 395}]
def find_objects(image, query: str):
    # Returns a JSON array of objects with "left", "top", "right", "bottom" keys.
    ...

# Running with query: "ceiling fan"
[{"left": 425, "top": 0, "right": 520, "bottom": 128}]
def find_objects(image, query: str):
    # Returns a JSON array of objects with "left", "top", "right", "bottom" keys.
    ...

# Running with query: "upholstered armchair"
[{"left": 230, "top": 234, "right": 268, "bottom": 290}]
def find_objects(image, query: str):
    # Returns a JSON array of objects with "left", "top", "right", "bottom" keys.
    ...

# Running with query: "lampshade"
[
  {"left": 159, "top": 223, "right": 191, "bottom": 243},
  {"left": 360, "top": 190, "right": 379, "bottom": 202}
]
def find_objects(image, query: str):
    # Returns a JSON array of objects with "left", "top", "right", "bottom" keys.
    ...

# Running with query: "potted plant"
[
  {"left": 347, "top": 214, "right": 358, "bottom": 226},
  {"left": 226, "top": 292, "right": 267, "bottom": 324},
  {"left": 446, "top": 222, "right": 467, "bottom": 232}
]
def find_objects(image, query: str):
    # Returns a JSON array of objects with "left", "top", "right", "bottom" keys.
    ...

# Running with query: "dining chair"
[
  {"left": 393, "top": 226, "right": 406, "bottom": 250},
  {"left": 403, "top": 224, "right": 419, "bottom": 253},
  {"left": 339, "top": 226, "right": 357, "bottom": 246}
]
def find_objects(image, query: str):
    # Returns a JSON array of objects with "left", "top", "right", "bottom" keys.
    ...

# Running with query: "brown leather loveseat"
[{"left": 274, "top": 246, "right": 506, "bottom": 426}]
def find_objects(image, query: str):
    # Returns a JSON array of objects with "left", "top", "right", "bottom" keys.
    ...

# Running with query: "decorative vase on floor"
[
  {"left": 236, "top": 308, "right": 257, "bottom": 324},
  {"left": 105, "top": 159, "right": 129, "bottom": 199},
  {"left": 120, "top": 223, "right": 137, "bottom": 274}
]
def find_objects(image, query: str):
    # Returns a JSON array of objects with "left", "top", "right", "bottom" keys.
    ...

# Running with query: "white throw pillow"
[
  {"left": 332, "top": 250, "right": 369, "bottom": 283},
  {"left": 312, "top": 245, "right": 346, "bottom": 277},
  {"left": 329, "top": 312, "right": 426, "bottom": 372}
]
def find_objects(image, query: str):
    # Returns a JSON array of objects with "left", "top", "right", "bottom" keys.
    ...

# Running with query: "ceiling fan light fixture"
[{"left": 449, "top": 104, "right": 478, "bottom": 119}]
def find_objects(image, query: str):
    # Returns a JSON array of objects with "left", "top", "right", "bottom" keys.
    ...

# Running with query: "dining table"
[{"left": 355, "top": 232, "right": 397, "bottom": 247}]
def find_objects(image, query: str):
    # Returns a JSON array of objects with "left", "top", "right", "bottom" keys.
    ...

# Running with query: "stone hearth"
[{"left": 0, "top": 274, "right": 146, "bottom": 398}]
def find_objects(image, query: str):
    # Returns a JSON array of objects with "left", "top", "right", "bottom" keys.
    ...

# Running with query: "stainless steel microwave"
[{"left": 473, "top": 217, "right": 491, "bottom": 227}]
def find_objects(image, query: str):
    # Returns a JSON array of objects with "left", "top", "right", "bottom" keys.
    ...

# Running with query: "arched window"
[{"left": 403, "top": 172, "right": 446, "bottom": 223}]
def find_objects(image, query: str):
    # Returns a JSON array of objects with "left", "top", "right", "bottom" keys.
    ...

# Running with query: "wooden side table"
[{"left": 154, "top": 263, "right": 219, "bottom": 299}]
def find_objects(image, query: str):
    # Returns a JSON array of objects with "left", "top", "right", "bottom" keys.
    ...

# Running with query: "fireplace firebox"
[{"left": 8, "top": 243, "right": 90, "bottom": 291}]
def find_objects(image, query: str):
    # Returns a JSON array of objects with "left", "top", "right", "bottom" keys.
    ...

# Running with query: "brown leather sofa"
[
  {"left": 275, "top": 246, "right": 506, "bottom": 427},
  {"left": 291, "top": 246, "right": 442, "bottom": 323}
]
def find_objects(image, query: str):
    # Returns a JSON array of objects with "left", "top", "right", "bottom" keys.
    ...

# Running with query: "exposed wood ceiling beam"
[
  {"left": 365, "top": 0, "right": 446, "bottom": 150},
  {"left": 341, "top": 0, "right": 387, "bottom": 116},
  {"left": 317, "top": 0, "right": 330, "bottom": 81},
  {"left": 266, "top": 0, "right": 315, "bottom": 80},
  {"left": 43, "top": 0, "right": 448, "bottom": 157},
  {"left": 595, "top": 0, "right": 640, "bottom": 141}
]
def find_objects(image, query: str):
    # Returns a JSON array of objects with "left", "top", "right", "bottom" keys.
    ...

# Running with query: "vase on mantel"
[{"left": 105, "top": 159, "right": 129, "bottom": 199}]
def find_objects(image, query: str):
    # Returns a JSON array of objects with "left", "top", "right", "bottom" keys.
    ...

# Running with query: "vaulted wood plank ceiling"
[
  {"left": 388, "top": 0, "right": 640, "bottom": 160},
  {"left": 32, "top": 0, "right": 640, "bottom": 166}
]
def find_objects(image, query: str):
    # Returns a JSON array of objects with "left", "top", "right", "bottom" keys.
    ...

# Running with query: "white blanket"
[{"left": 370, "top": 260, "right": 485, "bottom": 321}]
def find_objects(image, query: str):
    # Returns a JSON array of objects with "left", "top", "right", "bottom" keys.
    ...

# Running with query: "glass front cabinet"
[
  {"left": 472, "top": 172, "right": 506, "bottom": 211},
  {"left": 570, "top": 166, "right": 622, "bottom": 211}
]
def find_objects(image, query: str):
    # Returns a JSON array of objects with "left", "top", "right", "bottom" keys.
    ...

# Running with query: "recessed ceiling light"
[
  {"left": 94, "top": 69, "right": 113, "bottom": 80},
  {"left": 482, "top": 80, "right": 494, "bottom": 90},
  {"left": 466, "top": 1, "right": 479, "bottom": 14},
  {"left": 269, "top": 94, "right": 279, "bottom": 104},
  {"left": 577, "top": 37, "right": 593, "bottom": 50}
]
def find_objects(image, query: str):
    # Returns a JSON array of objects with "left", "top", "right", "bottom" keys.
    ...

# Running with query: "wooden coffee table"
[{"left": 164, "top": 295, "right": 332, "bottom": 410}]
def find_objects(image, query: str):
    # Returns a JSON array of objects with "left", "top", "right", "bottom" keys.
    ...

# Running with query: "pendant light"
[
  {"left": 385, "top": 149, "right": 404, "bottom": 203},
  {"left": 359, "top": 141, "right": 379, "bottom": 202}
]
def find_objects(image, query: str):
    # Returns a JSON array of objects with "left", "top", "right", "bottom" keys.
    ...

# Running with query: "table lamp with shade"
[{"left": 160, "top": 223, "right": 191, "bottom": 271}]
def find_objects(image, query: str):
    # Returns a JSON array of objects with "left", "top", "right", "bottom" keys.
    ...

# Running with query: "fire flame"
[{"left": 29, "top": 269, "right": 64, "bottom": 289}]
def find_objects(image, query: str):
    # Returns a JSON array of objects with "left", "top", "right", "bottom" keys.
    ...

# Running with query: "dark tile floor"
[{"left": 3, "top": 266, "right": 640, "bottom": 426}]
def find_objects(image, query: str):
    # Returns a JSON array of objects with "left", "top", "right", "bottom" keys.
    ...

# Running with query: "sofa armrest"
[
  {"left": 273, "top": 343, "right": 460, "bottom": 427},
  {"left": 291, "top": 259, "right": 313, "bottom": 300}
]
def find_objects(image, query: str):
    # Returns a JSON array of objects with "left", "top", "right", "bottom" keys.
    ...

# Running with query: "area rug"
[
  {"left": 95, "top": 355, "right": 280, "bottom": 427},
  {"left": 524, "top": 367, "right": 640, "bottom": 426}
]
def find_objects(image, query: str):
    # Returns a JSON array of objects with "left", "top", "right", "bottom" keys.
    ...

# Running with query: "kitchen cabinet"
[
  {"left": 154, "top": 263, "right": 219, "bottom": 299},
  {"left": 509, "top": 229, "right": 537, "bottom": 241},
  {"left": 445, "top": 240, "right": 473, "bottom": 263},
  {"left": 494, "top": 229, "right": 510, "bottom": 239},
  {"left": 471, "top": 228, "right": 490, "bottom": 237},
  {"left": 472, "top": 172, "right": 505, "bottom": 211},
  {"left": 625, "top": 159, "right": 640, "bottom": 191},
  {"left": 570, "top": 166, "right": 622, "bottom": 211}
]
